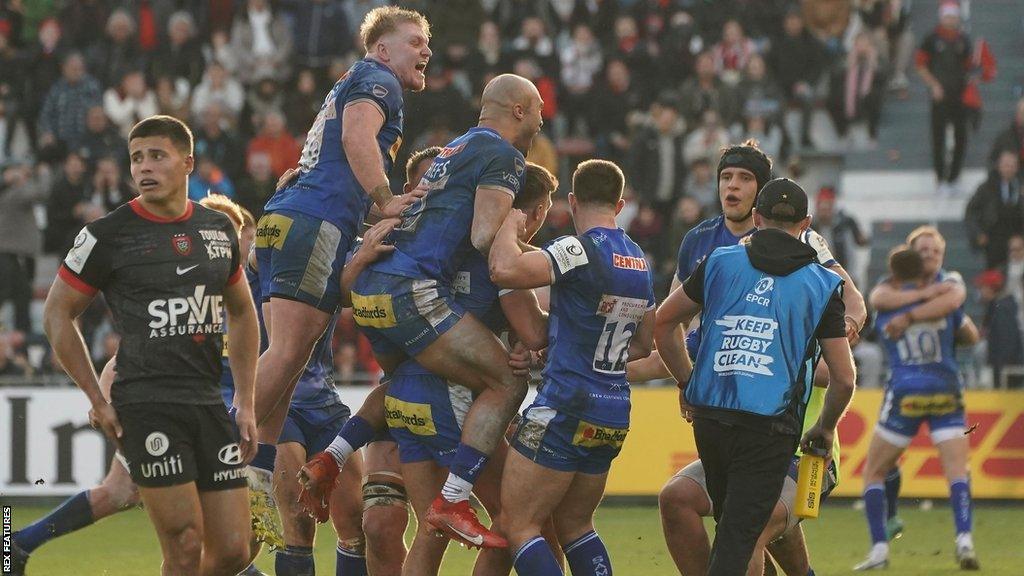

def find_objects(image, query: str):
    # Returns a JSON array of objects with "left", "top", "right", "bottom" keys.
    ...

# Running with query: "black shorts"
[{"left": 117, "top": 402, "right": 247, "bottom": 491}]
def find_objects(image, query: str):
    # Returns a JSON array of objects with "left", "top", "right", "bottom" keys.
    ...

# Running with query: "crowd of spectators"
[{"left": 0, "top": 0, "right": 943, "bottom": 386}]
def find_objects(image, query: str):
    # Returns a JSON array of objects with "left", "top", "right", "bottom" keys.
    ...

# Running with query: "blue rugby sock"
[
  {"left": 514, "top": 536, "right": 564, "bottom": 576},
  {"left": 13, "top": 490, "right": 94, "bottom": 553},
  {"left": 884, "top": 468, "right": 901, "bottom": 519},
  {"left": 563, "top": 530, "right": 612, "bottom": 575},
  {"left": 950, "top": 478, "right": 973, "bottom": 535},
  {"left": 863, "top": 483, "right": 887, "bottom": 544},
  {"left": 326, "top": 416, "right": 375, "bottom": 467},
  {"left": 336, "top": 544, "right": 368, "bottom": 576},
  {"left": 275, "top": 545, "right": 315, "bottom": 576},
  {"left": 251, "top": 443, "right": 277, "bottom": 473},
  {"left": 442, "top": 443, "right": 488, "bottom": 502}
]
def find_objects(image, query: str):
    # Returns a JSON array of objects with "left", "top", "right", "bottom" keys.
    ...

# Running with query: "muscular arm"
[
  {"left": 223, "top": 277, "right": 259, "bottom": 411},
  {"left": 98, "top": 356, "right": 117, "bottom": 401},
  {"left": 499, "top": 289, "right": 549, "bottom": 351},
  {"left": 869, "top": 281, "right": 927, "bottom": 311},
  {"left": 653, "top": 286, "right": 700, "bottom": 386},
  {"left": 627, "top": 308, "right": 656, "bottom": 362},
  {"left": 816, "top": 337, "right": 856, "bottom": 429},
  {"left": 489, "top": 209, "right": 552, "bottom": 289},
  {"left": 43, "top": 279, "right": 104, "bottom": 407},
  {"left": 905, "top": 281, "right": 966, "bottom": 321},
  {"left": 831, "top": 264, "right": 867, "bottom": 336},
  {"left": 341, "top": 101, "right": 393, "bottom": 210},
  {"left": 472, "top": 186, "right": 515, "bottom": 256}
]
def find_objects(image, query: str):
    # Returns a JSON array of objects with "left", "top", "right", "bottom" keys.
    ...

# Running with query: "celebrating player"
[
  {"left": 253, "top": 6, "right": 430, "bottom": 451},
  {"left": 381, "top": 161, "right": 556, "bottom": 574},
  {"left": 301, "top": 73, "right": 545, "bottom": 549},
  {"left": 43, "top": 115, "right": 259, "bottom": 576},
  {"left": 490, "top": 160, "right": 656, "bottom": 575},
  {"left": 855, "top": 231, "right": 981, "bottom": 571}
]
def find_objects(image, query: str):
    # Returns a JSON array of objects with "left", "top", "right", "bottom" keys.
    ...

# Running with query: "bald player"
[{"left": 299, "top": 74, "right": 545, "bottom": 549}]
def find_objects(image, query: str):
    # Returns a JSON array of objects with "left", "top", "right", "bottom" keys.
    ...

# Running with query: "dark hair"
[
  {"left": 572, "top": 159, "right": 624, "bottom": 207},
  {"left": 888, "top": 245, "right": 924, "bottom": 282},
  {"left": 128, "top": 115, "right": 193, "bottom": 156},
  {"left": 515, "top": 162, "right": 558, "bottom": 210},
  {"left": 405, "top": 146, "right": 442, "bottom": 183},
  {"left": 717, "top": 138, "right": 773, "bottom": 192}
]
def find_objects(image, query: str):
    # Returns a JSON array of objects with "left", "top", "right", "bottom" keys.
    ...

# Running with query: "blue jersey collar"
[
  {"left": 468, "top": 126, "right": 501, "bottom": 138},
  {"left": 362, "top": 57, "right": 401, "bottom": 82}
]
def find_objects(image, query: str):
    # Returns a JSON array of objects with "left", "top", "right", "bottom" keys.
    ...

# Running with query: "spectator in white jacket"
[
  {"left": 190, "top": 61, "right": 245, "bottom": 122},
  {"left": 102, "top": 70, "right": 159, "bottom": 138}
]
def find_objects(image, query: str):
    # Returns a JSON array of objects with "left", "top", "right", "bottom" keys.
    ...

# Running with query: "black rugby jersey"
[{"left": 59, "top": 199, "right": 242, "bottom": 407}]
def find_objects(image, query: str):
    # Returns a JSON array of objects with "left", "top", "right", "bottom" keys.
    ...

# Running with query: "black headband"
[{"left": 717, "top": 147, "right": 772, "bottom": 192}]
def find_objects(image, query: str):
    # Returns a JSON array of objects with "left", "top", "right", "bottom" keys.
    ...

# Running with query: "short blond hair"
[
  {"left": 907, "top": 225, "right": 946, "bottom": 249},
  {"left": 200, "top": 194, "right": 245, "bottom": 234},
  {"left": 360, "top": 6, "right": 430, "bottom": 52}
]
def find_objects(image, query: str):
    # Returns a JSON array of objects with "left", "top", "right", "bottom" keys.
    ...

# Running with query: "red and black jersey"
[
  {"left": 916, "top": 28, "right": 972, "bottom": 98},
  {"left": 59, "top": 199, "right": 242, "bottom": 407}
]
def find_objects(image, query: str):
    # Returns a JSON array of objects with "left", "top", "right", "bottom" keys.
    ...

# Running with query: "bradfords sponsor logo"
[
  {"left": 900, "top": 393, "right": 959, "bottom": 417},
  {"left": 712, "top": 315, "right": 778, "bottom": 376},
  {"left": 572, "top": 420, "right": 628, "bottom": 448},
  {"left": 383, "top": 397, "right": 436, "bottom": 436},
  {"left": 141, "top": 454, "right": 184, "bottom": 479},
  {"left": 148, "top": 285, "right": 224, "bottom": 338},
  {"left": 613, "top": 253, "right": 648, "bottom": 271},
  {"left": 350, "top": 293, "right": 396, "bottom": 328}
]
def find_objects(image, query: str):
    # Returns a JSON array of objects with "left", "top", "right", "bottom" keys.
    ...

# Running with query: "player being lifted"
[
  {"left": 300, "top": 73, "right": 545, "bottom": 549},
  {"left": 489, "top": 160, "right": 656, "bottom": 575},
  {"left": 253, "top": 6, "right": 430, "bottom": 457},
  {"left": 855, "top": 231, "right": 980, "bottom": 571},
  {"left": 43, "top": 116, "right": 259, "bottom": 576}
]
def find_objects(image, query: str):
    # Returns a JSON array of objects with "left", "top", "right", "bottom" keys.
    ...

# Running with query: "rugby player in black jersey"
[{"left": 43, "top": 115, "right": 261, "bottom": 576}]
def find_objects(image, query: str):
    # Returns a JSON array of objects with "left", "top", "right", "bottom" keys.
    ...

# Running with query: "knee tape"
[
  {"left": 361, "top": 479, "right": 408, "bottom": 511},
  {"left": 337, "top": 535, "right": 367, "bottom": 555}
]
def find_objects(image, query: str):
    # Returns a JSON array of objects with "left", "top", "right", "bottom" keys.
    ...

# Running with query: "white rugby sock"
[
  {"left": 440, "top": 473, "right": 473, "bottom": 503},
  {"left": 325, "top": 437, "right": 355, "bottom": 469}
]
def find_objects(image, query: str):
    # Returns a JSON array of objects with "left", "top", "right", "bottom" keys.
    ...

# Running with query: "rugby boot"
[
  {"left": 425, "top": 496, "right": 507, "bottom": 549},
  {"left": 885, "top": 516, "right": 905, "bottom": 541},
  {"left": 956, "top": 542, "right": 980, "bottom": 570},
  {"left": 297, "top": 451, "right": 339, "bottom": 523},
  {"left": 853, "top": 543, "right": 890, "bottom": 571}
]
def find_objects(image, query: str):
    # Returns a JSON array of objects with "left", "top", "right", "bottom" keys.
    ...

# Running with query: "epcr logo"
[
  {"left": 755, "top": 277, "right": 775, "bottom": 295},
  {"left": 218, "top": 443, "right": 243, "bottom": 465},
  {"left": 145, "top": 432, "right": 169, "bottom": 457}
]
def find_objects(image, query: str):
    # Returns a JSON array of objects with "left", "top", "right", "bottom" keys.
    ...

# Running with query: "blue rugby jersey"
[
  {"left": 536, "top": 228, "right": 656, "bottom": 429},
  {"left": 264, "top": 58, "right": 404, "bottom": 237},
  {"left": 876, "top": 271, "right": 966, "bottom": 392},
  {"left": 369, "top": 127, "right": 525, "bottom": 284}
]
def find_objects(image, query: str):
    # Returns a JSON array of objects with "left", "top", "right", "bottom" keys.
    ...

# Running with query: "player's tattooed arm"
[
  {"left": 223, "top": 276, "right": 260, "bottom": 464},
  {"left": 489, "top": 208, "right": 553, "bottom": 289},
  {"left": 499, "top": 289, "right": 549, "bottom": 350},
  {"left": 44, "top": 278, "right": 122, "bottom": 446}
]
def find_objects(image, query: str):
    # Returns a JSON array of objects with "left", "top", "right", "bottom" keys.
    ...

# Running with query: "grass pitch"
[{"left": 8, "top": 502, "right": 1023, "bottom": 574}]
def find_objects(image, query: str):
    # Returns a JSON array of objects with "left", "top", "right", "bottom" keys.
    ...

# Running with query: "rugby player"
[
  {"left": 253, "top": 6, "right": 430, "bottom": 453},
  {"left": 855, "top": 231, "right": 981, "bottom": 571},
  {"left": 380, "top": 161, "right": 556, "bottom": 575},
  {"left": 490, "top": 160, "right": 656, "bottom": 575},
  {"left": 301, "top": 73, "right": 545, "bottom": 549},
  {"left": 43, "top": 115, "right": 259, "bottom": 575}
]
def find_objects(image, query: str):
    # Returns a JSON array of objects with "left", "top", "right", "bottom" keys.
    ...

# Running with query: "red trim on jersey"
[
  {"left": 226, "top": 266, "right": 243, "bottom": 286},
  {"left": 58, "top": 265, "right": 98, "bottom": 296},
  {"left": 129, "top": 198, "right": 194, "bottom": 223}
]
